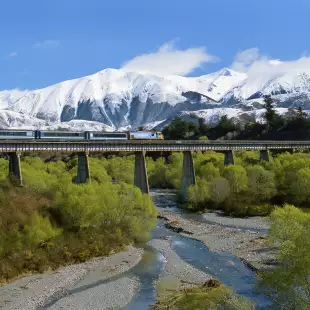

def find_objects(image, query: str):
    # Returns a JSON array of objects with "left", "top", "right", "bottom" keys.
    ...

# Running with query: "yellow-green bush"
[
  {"left": 0, "top": 155, "right": 156, "bottom": 283},
  {"left": 261, "top": 205, "right": 310, "bottom": 309},
  {"left": 187, "top": 179, "right": 210, "bottom": 210},
  {"left": 153, "top": 279, "right": 254, "bottom": 310}
]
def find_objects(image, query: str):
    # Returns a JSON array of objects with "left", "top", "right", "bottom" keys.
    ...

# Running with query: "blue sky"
[{"left": 1, "top": 0, "right": 310, "bottom": 90}]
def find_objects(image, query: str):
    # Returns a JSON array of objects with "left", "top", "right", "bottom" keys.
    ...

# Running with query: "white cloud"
[
  {"left": 231, "top": 48, "right": 261, "bottom": 72},
  {"left": 33, "top": 40, "right": 60, "bottom": 49},
  {"left": 9, "top": 52, "right": 17, "bottom": 57},
  {"left": 122, "top": 41, "right": 217, "bottom": 76},
  {"left": 232, "top": 48, "right": 310, "bottom": 77},
  {"left": 231, "top": 48, "right": 310, "bottom": 97}
]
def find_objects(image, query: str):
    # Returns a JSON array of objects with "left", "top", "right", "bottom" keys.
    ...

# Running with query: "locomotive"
[{"left": 0, "top": 130, "right": 164, "bottom": 140}]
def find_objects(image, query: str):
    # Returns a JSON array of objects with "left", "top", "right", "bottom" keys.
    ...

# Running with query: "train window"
[
  {"left": 92, "top": 133, "right": 127, "bottom": 138},
  {"left": 0, "top": 131, "right": 28, "bottom": 136},
  {"left": 42, "top": 132, "right": 83, "bottom": 137}
]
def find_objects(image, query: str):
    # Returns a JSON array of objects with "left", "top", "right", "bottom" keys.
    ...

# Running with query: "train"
[{"left": 0, "top": 130, "right": 164, "bottom": 140}]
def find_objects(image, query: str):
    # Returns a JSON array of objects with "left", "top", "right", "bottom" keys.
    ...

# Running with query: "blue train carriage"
[
  {"left": 129, "top": 131, "right": 164, "bottom": 140},
  {"left": 37, "top": 130, "right": 86, "bottom": 140},
  {"left": 0, "top": 129, "right": 35, "bottom": 140}
]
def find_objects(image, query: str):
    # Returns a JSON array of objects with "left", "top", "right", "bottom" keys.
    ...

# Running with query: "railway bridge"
[{"left": 1, "top": 139, "right": 310, "bottom": 199}]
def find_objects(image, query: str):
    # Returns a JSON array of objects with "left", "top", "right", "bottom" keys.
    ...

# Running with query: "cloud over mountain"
[{"left": 122, "top": 41, "right": 217, "bottom": 76}]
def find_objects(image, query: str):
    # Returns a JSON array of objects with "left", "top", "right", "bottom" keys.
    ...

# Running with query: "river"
[
  {"left": 42, "top": 190, "right": 271, "bottom": 309},
  {"left": 1, "top": 189, "right": 272, "bottom": 309}
]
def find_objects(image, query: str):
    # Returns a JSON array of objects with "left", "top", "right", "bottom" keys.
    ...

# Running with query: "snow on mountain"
[
  {"left": 1, "top": 66, "right": 310, "bottom": 130},
  {"left": 46, "top": 120, "right": 114, "bottom": 132},
  {"left": 0, "top": 90, "right": 28, "bottom": 109},
  {"left": 179, "top": 107, "right": 294, "bottom": 125},
  {"left": 0, "top": 110, "right": 47, "bottom": 129}
]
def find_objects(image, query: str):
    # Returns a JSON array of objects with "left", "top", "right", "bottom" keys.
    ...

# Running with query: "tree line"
[
  {"left": 162, "top": 95, "right": 310, "bottom": 140},
  {"left": 146, "top": 150, "right": 310, "bottom": 216}
]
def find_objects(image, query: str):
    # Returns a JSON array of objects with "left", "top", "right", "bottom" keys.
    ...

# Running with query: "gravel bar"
[
  {"left": 202, "top": 211, "right": 270, "bottom": 231},
  {"left": 0, "top": 246, "right": 143, "bottom": 310},
  {"left": 159, "top": 210, "right": 277, "bottom": 271},
  {"left": 149, "top": 239, "right": 212, "bottom": 285},
  {"left": 47, "top": 277, "right": 140, "bottom": 310}
]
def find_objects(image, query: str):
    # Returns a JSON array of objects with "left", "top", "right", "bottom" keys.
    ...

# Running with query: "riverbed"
[{"left": 0, "top": 190, "right": 273, "bottom": 309}]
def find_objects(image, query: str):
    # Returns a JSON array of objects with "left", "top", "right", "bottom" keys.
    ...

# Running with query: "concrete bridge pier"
[
  {"left": 260, "top": 149, "right": 270, "bottom": 162},
  {"left": 181, "top": 151, "right": 196, "bottom": 200},
  {"left": 134, "top": 151, "right": 149, "bottom": 194},
  {"left": 76, "top": 152, "right": 90, "bottom": 184},
  {"left": 9, "top": 152, "right": 22, "bottom": 186},
  {"left": 224, "top": 150, "right": 235, "bottom": 166}
]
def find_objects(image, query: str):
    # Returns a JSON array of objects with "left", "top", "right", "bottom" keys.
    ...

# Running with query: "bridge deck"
[{"left": 0, "top": 140, "right": 310, "bottom": 152}]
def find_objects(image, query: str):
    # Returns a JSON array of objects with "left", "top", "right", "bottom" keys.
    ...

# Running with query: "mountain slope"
[{"left": 1, "top": 67, "right": 310, "bottom": 130}]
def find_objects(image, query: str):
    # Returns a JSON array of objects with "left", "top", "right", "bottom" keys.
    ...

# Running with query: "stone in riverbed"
[
  {"left": 164, "top": 221, "right": 193, "bottom": 235},
  {"left": 203, "top": 279, "right": 221, "bottom": 288}
]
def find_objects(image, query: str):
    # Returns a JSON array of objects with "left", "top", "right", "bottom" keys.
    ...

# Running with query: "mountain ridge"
[{"left": 1, "top": 67, "right": 310, "bottom": 130}]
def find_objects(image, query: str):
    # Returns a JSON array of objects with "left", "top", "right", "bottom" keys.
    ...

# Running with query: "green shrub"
[
  {"left": 187, "top": 179, "right": 210, "bottom": 210},
  {"left": 23, "top": 212, "right": 62, "bottom": 247},
  {"left": 153, "top": 279, "right": 254, "bottom": 310},
  {"left": 260, "top": 205, "right": 310, "bottom": 309},
  {"left": 0, "top": 155, "right": 157, "bottom": 283}
]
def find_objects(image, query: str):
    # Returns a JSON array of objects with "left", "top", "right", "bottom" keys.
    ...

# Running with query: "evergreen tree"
[
  {"left": 198, "top": 117, "right": 209, "bottom": 136},
  {"left": 162, "top": 118, "right": 198, "bottom": 140},
  {"left": 296, "top": 106, "right": 307, "bottom": 120},
  {"left": 285, "top": 106, "right": 308, "bottom": 131},
  {"left": 263, "top": 95, "right": 277, "bottom": 130}
]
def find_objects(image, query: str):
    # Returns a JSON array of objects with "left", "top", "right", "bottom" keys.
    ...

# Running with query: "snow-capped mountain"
[{"left": 1, "top": 67, "right": 310, "bottom": 130}]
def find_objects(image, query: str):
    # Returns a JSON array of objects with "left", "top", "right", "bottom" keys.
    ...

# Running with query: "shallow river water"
[
  {"left": 43, "top": 190, "right": 271, "bottom": 309},
  {"left": 125, "top": 190, "right": 271, "bottom": 309}
]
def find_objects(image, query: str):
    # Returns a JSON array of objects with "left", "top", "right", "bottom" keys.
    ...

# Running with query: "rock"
[
  {"left": 203, "top": 279, "right": 221, "bottom": 288},
  {"left": 164, "top": 222, "right": 193, "bottom": 235}
]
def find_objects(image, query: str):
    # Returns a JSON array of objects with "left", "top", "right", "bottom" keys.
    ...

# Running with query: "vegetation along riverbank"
[{"left": 0, "top": 156, "right": 156, "bottom": 284}]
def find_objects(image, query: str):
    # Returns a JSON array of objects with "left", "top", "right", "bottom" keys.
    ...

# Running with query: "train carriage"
[
  {"left": 37, "top": 131, "right": 86, "bottom": 140},
  {"left": 88, "top": 132, "right": 128, "bottom": 140},
  {"left": 0, "top": 130, "right": 35, "bottom": 140},
  {"left": 129, "top": 131, "right": 164, "bottom": 140}
]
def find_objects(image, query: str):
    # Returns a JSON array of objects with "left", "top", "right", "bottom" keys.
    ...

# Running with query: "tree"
[
  {"left": 198, "top": 117, "right": 209, "bottom": 136},
  {"left": 285, "top": 106, "right": 308, "bottom": 131},
  {"left": 162, "top": 118, "right": 199, "bottom": 140},
  {"left": 246, "top": 165, "right": 276, "bottom": 202},
  {"left": 208, "top": 115, "right": 237, "bottom": 139},
  {"left": 296, "top": 106, "right": 307, "bottom": 120},
  {"left": 260, "top": 205, "right": 310, "bottom": 309},
  {"left": 148, "top": 158, "right": 169, "bottom": 188},
  {"left": 263, "top": 95, "right": 277, "bottom": 130},
  {"left": 210, "top": 177, "right": 230, "bottom": 204},
  {"left": 187, "top": 179, "right": 210, "bottom": 210},
  {"left": 199, "top": 163, "right": 220, "bottom": 182},
  {"left": 223, "top": 165, "right": 248, "bottom": 194},
  {"left": 289, "top": 168, "right": 310, "bottom": 205}
]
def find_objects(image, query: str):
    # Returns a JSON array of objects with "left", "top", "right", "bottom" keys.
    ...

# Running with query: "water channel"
[{"left": 44, "top": 190, "right": 271, "bottom": 309}]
